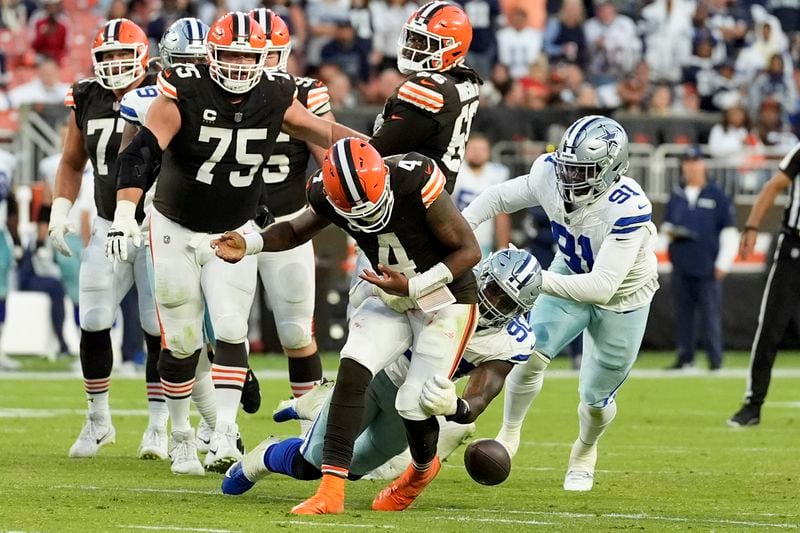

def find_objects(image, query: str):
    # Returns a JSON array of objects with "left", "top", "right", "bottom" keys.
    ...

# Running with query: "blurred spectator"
[
  {"left": 543, "top": 0, "right": 587, "bottom": 68},
  {"left": 8, "top": 56, "right": 68, "bottom": 106},
  {"left": 584, "top": 0, "right": 641, "bottom": 85},
  {"left": 454, "top": 0, "right": 501, "bottom": 79},
  {"left": 663, "top": 146, "right": 737, "bottom": 371},
  {"left": 575, "top": 82, "right": 599, "bottom": 108},
  {"left": 0, "top": 50, "right": 8, "bottom": 88},
  {"left": 553, "top": 62, "right": 583, "bottom": 105},
  {"left": 146, "top": 0, "right": 191, "bottom": 46},
  {"left": 125, "top": 0, "right": 152, "bottom": 29},
  {"left": 520, "top": 57, "right": 551, "bottom": 109},
  {"left": 300, "top": 0, "right": 351, "bottom": 68},
  {"left": 735, "top": 14, "right": 788, "bottom": 80},
  {"left": 106, "top": 0, "right": 129, "bottom": 20},
  {"left": 596, "top": 59, "right": 650, "bottom": 111},
  {"left": 370, "top": 0, "right": 417, "bottom": 72},
  {"left": 705, "top": 0, "right": 751, "bottom": 54},
  {"left": 753, "top": 99, "right": 799, "bottom": 151},
  {"left": 452, "top": 132, "right": 511, "bottom": 256},
  {"left": 479, "top": 62, "right": 511, "bottom": 106},
  {"left": 748, "top": 53, "right": 797, "bottom": 118},
  {"left": 697, "top": 60, "right": 745, "bottom": 111},
  {"left": 497, "top": 7, "right": 542, "bottom": 79},
  {"left": 28, "top": 0, "right": 67, "bottom": 65},
  {"left": 673, "top": 82, "right": 701, "bottom": 115},
  {"left": 0, "top": 0, "right": 26, "bottom": 33},
  {"left": 640, "top": 0, "right": 694, "bottom": 83},
  {"left": 349, "top": 0, "right": 374, "bottom": 54},
  {"left": 681, "top": 30, "right": 726, "bottom": 87},
  {"left": 320, "top": 20, "right": 370, "bottom": 84},
  {"left": 708, "top": 104, "right": 751, "bottom": 159},
  {"left": 259, "top": 0, "right": 309, "bottom": 52},
  {"left": 766, "top": 0, "right": 800, "bottom": 35},
  {"left": 500, "top": 0, "right": 546, "bottom": 29},
  {"left": 647, "top": 83, "right": 674, "bottom": 116},
  {"left": 323, "top": 67, "right": 358, "bottom": 108},
  {"left": 369, "top": 66, "right": 404, "bottom": 103}
]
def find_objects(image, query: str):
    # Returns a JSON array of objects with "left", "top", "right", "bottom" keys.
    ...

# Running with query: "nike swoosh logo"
[
  {"left": 637, "top": 204, "right": 647, "bottom": 209},
  {"left": 199, "top": 437, "right": 211, "bottom": 445},
  {"left": 390, "top": 114, "right": 403, "bottom": 120},
  {"left": 419, "top": 79, "right": 436, "bottom": 87},
  {"left": 209, "top": 447, "right": 219, "bottom": 455}
]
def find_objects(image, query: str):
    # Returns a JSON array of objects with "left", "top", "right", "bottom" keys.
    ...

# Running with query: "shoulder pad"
[
  {"left": 157, "top": 69, "right": 179, "bottom": 100},
  {"left": 606, "top": 179, "right": 652, "bottom": 234},
  {"left": 393, "top": 152, "right": 445, "bottom": 207},
  {"left": 295, "top": 77, "right": 331, "bottom": 116},
  {"left": 64, "top": 78, "right": 96, "bottom": 109},
  {"left": 396, "top": 73, "right": 448, "bottom": 114}
]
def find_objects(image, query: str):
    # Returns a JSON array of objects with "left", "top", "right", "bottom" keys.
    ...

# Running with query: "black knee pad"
[{"left": 157, "top": 349, "right": 200, "bottom": 384}]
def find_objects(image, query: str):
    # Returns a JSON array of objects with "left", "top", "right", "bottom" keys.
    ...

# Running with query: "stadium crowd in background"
[{"left": 0, "top": 0, "right": 798, "bottom": 133}]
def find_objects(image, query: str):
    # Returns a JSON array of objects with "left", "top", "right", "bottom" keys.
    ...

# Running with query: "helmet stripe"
[
  {"left": 105, "top": 19, "right": 120, "bottom": 43},
  {"left": 565, "top": 115, "right": 602, "bottom": 149},
  {"left": 334, "top": 141, "right": 365, "bottom": 204},
  {"left": 419, "top": 1, "right": 447, "bottom": 21},
  {"left": 186, "top": 18, "right": 195, "bottom": 40},
  {"left": 263, "top": 10, "right": 273, "bottom": 38}
]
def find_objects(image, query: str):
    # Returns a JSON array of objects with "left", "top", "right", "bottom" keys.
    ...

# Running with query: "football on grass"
[{"left": 464, "top": 438, "right": 511, "bottom": 486}]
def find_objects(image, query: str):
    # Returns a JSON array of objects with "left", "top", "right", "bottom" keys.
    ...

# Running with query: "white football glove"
[
  {"left": 419, "top": 375, "right": 458, "bottom": 416},
  {"left": 372, "top": 112, "right": 385, "bottom": 136},
  {"left": 375, "top": 286, "right": 416, "bottom": 313},
  {"left": 105, "top": 200, "right": 141, "bottom": 262},
  {"left": 48, "top": 197, "right": 76, "bottom": 257}
]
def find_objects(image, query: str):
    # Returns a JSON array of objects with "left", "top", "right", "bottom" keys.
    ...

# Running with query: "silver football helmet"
[
  {"left": 554, "top": 115, "right": 629, "bottom": 208},
  {"left": 159, "top": 17, "right": 209, "bottom": 67},
  {"left": 476, "top": 248, "right": 542, "bottom": 329}
]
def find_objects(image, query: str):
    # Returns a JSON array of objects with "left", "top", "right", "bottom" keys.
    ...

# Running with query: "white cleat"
[
  {"left": 363, "top": 451, "right": 410, "bottom": 481},
  {"left": 204, "top": 423, "right": 244, "bottom": 473},
  {"left": 495, "top": 427, "right": 521, "bottom": 458},
  {"left": 563, "top": 438, "right": 597, "bottom": 492},
  {"left": 170, "top": 429, "right": 205, "bottom": 476},
  {"left": 68, "top": 413, "right": 116, "bottom": 458},
  {"left": 196, "top": 419, "right": 213, "bottom": 454},
  {"left": 138, "top": 426, "right": 169, "bottom": 460},
  {"left": 437, "top": 420, "right": 476, "bottom": 461},
  {"left": 242, "top": 436, "right": 279, "bottom": 482},
  {"left": 0, "top": 353, "right": 21, "bottom": 370},
  {"left": 564, "top": 470, "right": 594, "bottom": 491}
]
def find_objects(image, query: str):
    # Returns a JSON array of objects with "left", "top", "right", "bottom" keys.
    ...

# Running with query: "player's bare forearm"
[
  {"left": 117, "top": 187, "right": 144, "bottom": 205},
  {"left": 119, "top": 122, "right": 138, "bottom": 152},
  {"left": 308, "top": 111, "right": 335, "bottom": 165},
  {"left": 746, "top": 171, "right": 790, "bottom": 228},
  {"left": 283, "top": 99, "right": 368, "bottom": 148},
  {"left": 54, "top": 112, "right": 89, "bottom": 202},
  {"left": 460, "top": 360, "right": 514, "bottom": 423},
  {"left": 428, "top": 192, "right": 482, "bottom": 277},
  {"left": 142, "top": 95, "right": 181, "bottom": 149},
  {"left": 263, "top": 208, "right": 330, "bottom": 252}
]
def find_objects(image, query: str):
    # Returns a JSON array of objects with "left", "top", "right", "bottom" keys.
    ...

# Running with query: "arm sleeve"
[
  {"left": 715, "top": 226, "right": 739, "bottom": 272},
  {"left": 461, "top": 173, "right": 540, "bottom": 230},
  {"left": 541, "top": 228, "right": 647, "bottom": 305}
]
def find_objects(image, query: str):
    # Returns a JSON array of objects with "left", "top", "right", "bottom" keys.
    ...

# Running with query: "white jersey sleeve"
[
  {"left": 119, "top": 85, "right": 159, "bottom": 126},
  {"left": 461, "top": 154, "right": 550, "bottom": 229}
]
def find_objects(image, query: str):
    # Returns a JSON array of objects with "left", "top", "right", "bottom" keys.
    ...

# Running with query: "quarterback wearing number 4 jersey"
[
  {"left": 463, "top": 115, "right": 659, "bottom": 492},
  {"left": 107, "top": 12, "right": 365, "bottom": 477}
]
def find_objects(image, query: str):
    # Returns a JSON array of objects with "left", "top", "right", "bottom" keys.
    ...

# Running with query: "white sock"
[
  {"left": 87, "top": 391, "right": 110, "bottom": 417},
  {"left": 576, "top": 400, "right": 617, "bottom": 449},
  {"left": 148, "top": 401, "right": 168, "bottom": 429},
  {"left": 192, "top": 347, "right": 217, "bottom": 428},
  {"left": 214, "top": 388, "right": 241, "bottom": 431},
  {"left": 167, "top": 397, "right": 193, "bottom": 433},
  {"left": 501, "top": 351, "right": 549, "bottom": 432}
]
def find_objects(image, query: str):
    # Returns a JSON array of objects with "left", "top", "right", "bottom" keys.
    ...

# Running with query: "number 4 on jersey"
[{"left": 378, "top": 232, "right": 418, "bottom": 277}]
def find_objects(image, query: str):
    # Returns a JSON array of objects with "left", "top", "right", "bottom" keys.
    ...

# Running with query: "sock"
[
  {"left": 501, "top": 351, "right": 549, "bottom": 433},
  {"left": 263, "top": 437, "right": 304, "bottom": 476},
  {"left": 292, "top": 453, "right": 323, "bottom": 481},
  {"left": 577, "top": 400, "right": 617, "bottom": 447},
  {"left": 320, "top": 358, "right": 373, "bottom": 474},
  {"left": 80, "top": 329, "right": 113, "bottom": 416},
  {"left": 402, "top": 416, "right": 440, "bottom": 471},
  {"left": 211, "top": 340, "right": 248, "bottom": 430},
  {"left": 192, "top": 344, "right": 217, "bottom": 428},
  {"left": 158, "top": 349, "right": 200, "bottom": 433},
  {"left": 288, "top": 352, "right": 323, "bottom": 398},
  {"left": 144, "top": 333, "right": 167, "bottom": 429}
]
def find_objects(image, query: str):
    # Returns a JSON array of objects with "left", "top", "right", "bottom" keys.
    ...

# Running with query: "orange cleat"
[
  {"left": 371, "top": 456, "right": 441, "bottom": 511},
  {"left": 291, "top": 474, "right": 346, "bottom": 515}
]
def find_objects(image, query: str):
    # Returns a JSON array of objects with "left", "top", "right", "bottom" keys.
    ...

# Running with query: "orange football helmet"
[
  {"left": 249, "top": 8, "right": 291, "bottom": 72},
  {"left": 91, "top": 18, "right": 149, "bottom": 90},
  {"left": 397, "top": 1, "right": 472, "bottom": 74},
  {"left": 322, "top": 138, "right": 394, "bottom": 233},
  {"left": 207, "top": 12, "right": 268, "bottom": 94}
]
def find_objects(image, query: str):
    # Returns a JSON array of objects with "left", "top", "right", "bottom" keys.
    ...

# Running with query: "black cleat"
[
  {"left": 727, "top": 404, "right": 761, "bottom": 427},
  {"left": 240, "top": 368, "right": 261, "bottom": 414}
]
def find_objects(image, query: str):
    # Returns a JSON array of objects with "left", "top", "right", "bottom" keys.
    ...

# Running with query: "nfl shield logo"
[{"left": 234, "top": 112, "right": 243, "bottom": 123}]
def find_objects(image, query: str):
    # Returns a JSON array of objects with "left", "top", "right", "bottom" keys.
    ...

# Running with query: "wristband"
[
  {"left": 444, "top": 397, "right": 471, "bottom": 424},
  {"left": 408, "top": 262, "right": 454, "bottom": 300},
  {"left": 244, "top": 232, "right": 264, "bottom": 255},
  {"left": 744, "top": 226, "right": 758, "bottom": 232}
]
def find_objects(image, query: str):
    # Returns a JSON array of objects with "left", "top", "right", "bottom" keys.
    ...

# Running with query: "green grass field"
[{"left": 1, "top": 352, "right": 798, "bottom": 532}]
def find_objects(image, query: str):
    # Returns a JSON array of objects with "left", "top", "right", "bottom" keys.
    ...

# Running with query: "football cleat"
[
  {"left": 727, "top": 404, "right": 761, "bottom": 428},
  {"left": 204, "top": 423, "right": 244, "bottom": 473},
  {"left": 290, "top": 475, "right": 345, "bottom": 515},
  {"left": 273, "top": 379, "right": 334, "bottom": 423},
  {"left": 68, "top": 413, "right": 116, "bottom": 458},
  {"left": 563, "top": 438, "right": 597, "bottom": 492},
  {"left": 0, "top": 353, "right": 21, "bottom": 370},
  {"left": 240, "top": 368, "right": 261, "bottom": 414},
  {"left": 170, "top": 428, "right": 205, "bottom": 476},
  {"left": 221, "top": 436, "right": 279, "bottom": 495},
  {"left": 372, "top": 456, "right": 441, "bottom": 511},
  {"left": 138, "top": 425, "right": 168, "bottom": 460},
  {"left": 196, "top": 419, "right": 213, "bottom": 454}
]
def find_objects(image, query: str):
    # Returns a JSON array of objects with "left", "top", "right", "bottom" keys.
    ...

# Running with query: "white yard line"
[
  {"left": 435, "top": 516, "right": 553, "bottom": 526},
  {"left": 440, "top": 463, "right": 789, "bottom": 476},
  {"left": 119, "top": 526, "right": 235, "bottom": 533},
  {"left": 275, "top": 521, "right": 395, "bottom": 529},
  {"left": 0, "top": 408, "right": 150, "bottom": 418}
]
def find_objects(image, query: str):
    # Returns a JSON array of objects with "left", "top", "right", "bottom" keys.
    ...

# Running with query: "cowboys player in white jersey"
[
  {"left": 462, "top": 115, "right": 658, "bottom": 492},
  {"left": 113, "top": 17, "right": 220, "bottom": 460},
  {"left": 220, "top": 248, "right": 543, "bottom": 496}
]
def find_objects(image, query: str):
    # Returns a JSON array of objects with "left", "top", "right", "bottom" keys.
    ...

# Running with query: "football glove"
[
  {"left": 48, "top": 197, "right": 76, "bottom": 257},
  {"left": 105, "top": 200, "right": 141, "bottom": 262},
  {"left": 375, "top": 286, "right": 416, "bottom": 313},
  {"left": 419, "top": 375, "right": 458, "bottom": 416}
]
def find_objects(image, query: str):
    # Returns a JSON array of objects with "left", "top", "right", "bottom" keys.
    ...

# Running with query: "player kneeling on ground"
[{"left": 220, "top": 248, "right": 542, "bottom": 500}]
